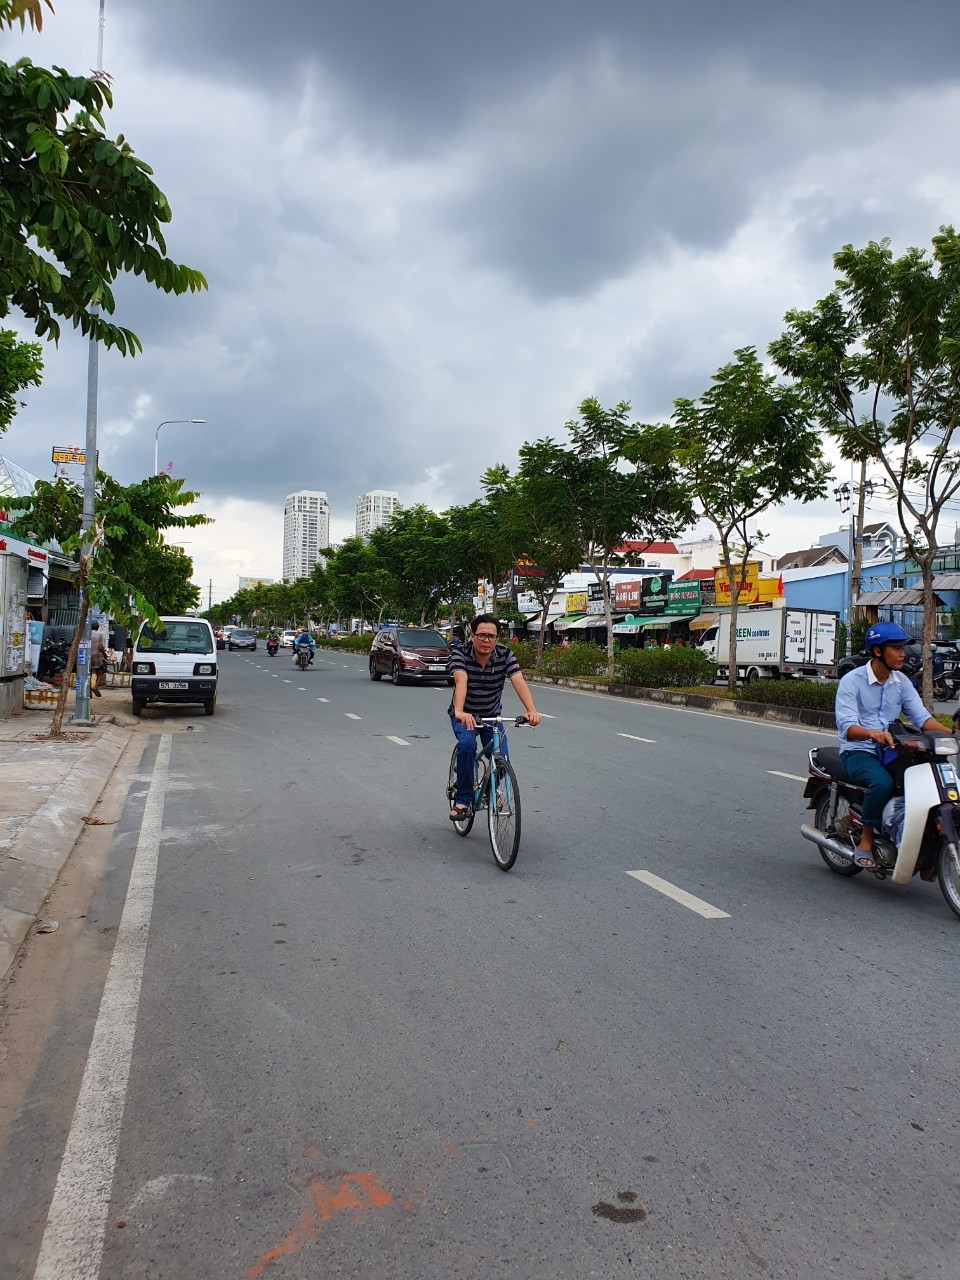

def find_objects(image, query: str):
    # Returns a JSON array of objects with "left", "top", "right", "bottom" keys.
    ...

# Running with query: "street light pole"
[
  {"left": 154, "top": 419, "right": 206, "bottom": 474},
  {"left": 73, "top": 0, "right": 107, "bottom": 726}
]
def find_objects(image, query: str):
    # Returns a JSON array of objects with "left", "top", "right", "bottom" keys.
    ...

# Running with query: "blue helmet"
[{"left": 864, "top": 621, "right": 909, "bottom": 652}]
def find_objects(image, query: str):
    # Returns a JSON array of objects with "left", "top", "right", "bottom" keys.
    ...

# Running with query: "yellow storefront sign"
[
  {"left": 566, "top": 591, "right": 588, "bottom": 613},
  {"left": 714, "top": 563, "right": 782, "bottom": 606}
]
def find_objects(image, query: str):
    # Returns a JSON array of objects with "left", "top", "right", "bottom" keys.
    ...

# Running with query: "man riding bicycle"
[{"left": 448, "top": 613, "right": 540, "bottom": 821}]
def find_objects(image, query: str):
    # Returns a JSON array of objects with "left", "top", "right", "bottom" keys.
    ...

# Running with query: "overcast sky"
[{"left": 5, "top": 1, "right": 960, "bottom": 601}]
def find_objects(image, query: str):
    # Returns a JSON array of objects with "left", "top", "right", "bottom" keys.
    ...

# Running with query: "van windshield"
[{"left": 138, "top": 621, "right": 213, "bottom": 655}]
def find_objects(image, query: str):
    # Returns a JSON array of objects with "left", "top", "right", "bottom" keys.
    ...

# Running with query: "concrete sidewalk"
[{"left": 0, "top": 685, "right": 137, "bottom": 984}]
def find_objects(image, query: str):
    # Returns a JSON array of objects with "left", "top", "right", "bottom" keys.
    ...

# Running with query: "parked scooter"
[
  {"left": 800, "top": 720, "right": 960, "bottom": 920},
  {"left": 35, "top": 637, "right": 70, "bottom": 683}
]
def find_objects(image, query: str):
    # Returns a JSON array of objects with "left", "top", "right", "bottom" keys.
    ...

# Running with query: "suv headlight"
[{"left": 400, "top": 649, "right": 422, "bottom": 661}]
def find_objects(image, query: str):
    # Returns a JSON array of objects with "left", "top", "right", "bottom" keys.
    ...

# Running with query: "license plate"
[
  {"left": 159, "top": 681, "right": 188, "bottom": 690},
  {"left": 430, "top": 665, "right": 446, "bottom": 672}
]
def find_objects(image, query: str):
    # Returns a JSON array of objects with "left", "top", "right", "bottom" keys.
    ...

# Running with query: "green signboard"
[{"left": 665, "top": 582, "right": 702, "bottom": 615}]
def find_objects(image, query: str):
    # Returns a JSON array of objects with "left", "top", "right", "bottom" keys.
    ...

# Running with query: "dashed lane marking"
[
  {"left": 617, "top": 732, "right": 656, "bottom": 743},
  {"left": 345, "top": 713, "right": 362, "bottom": 721},
  {"left": 298, "top": 687, "right": 307, "bottom": 691},
  {"left": 627, "top": 870, "right": 730, "bottom": 920},
  {"left": 317, "top": 698, "right": 330, "bottom": 703},
  {"left": 768, "top": 770, "right": 807, "bottom": 782},
  {"left": 386, "top": 735, "right": 410, "bottom": 746},
  {"left": 283, "top": 679, "right": 292, "bottom": 683}
]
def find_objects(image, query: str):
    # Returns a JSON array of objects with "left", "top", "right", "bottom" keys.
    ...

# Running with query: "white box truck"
[{"left": 697, "top": 608, "right": 840, "bottom": 683}]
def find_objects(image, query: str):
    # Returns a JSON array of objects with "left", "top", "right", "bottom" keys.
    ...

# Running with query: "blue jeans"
[
  {"left": 841, "top": 750, "right": 895, "bottom": 827},
  {"left": 450, "top": 718, "right": 509, "bottom": 807}
]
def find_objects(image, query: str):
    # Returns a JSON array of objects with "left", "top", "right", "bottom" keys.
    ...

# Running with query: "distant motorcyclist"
[
  {"left": 266, "top": 630, "right": 280, "bottom": 655},
  {"left": 835, "top": 621, "right": 947, "bottom": 869},
  {"left": 293, "top": 625, "right": 315, "bottom": 664}
]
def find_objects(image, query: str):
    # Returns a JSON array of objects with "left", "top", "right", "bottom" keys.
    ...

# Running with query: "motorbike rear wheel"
[
  {"left": 937, "top": 840, "right": 960, "bottom": 921},
  {"left": 813, "top": 791, "right": 863, "bottom": 877}
]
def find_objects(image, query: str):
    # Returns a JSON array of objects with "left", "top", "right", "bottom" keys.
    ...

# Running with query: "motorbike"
[
  {"left": 295, "top": 646, "right": 310, "bottom": 671},
  {"left": 800, "top": 720, "right": 960, "bottom": 920},
  {"left": 266, "top": 638, "right": 279, "bottom": 656},
  {"left": 35, "top": 637, "right": 70, "bottom": 683}
]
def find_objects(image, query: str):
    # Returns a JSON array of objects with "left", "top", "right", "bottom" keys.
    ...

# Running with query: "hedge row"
[
  {"left": 735, "top": 679, "right": 839, "bottom": 711},
  {"left": 316, "top": 634, "right": 372, "bottom": 654}
]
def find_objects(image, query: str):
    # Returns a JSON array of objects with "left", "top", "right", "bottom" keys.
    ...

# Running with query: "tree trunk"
[
  {"left": 534, "top": 586, "right": 557, "bottom": 671},
  {"left": 921, "top": 554, "right": 937, "bottom": 709},
  {"left": 51, "top": 594, "right": 89, "bottom": 737},
  {"left": 603, "top": 569, "right": 615, "bottom": 678},
  {"left": 722, "top": 544, "right": 739, "bottom": 692}
]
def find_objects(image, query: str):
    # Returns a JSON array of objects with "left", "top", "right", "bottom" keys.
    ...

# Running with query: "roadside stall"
[{"left": 0, "top": 543, "right": 28, "bottom": 718}]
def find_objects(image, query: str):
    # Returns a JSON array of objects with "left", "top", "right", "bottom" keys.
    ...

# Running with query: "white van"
[{"left": 131, "top": 616, "right": 219, "bottom": 717}]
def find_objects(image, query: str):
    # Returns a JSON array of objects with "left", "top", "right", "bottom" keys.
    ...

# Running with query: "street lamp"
[{"left": 154, "top": 419, "right": 206, "bottom": 474}]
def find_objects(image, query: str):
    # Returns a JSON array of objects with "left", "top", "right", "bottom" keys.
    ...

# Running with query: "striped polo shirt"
[{"left": 448, "top": 641, "right": 521, "bottom": 718}]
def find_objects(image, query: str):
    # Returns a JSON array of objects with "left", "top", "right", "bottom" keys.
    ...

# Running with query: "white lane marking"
[
  {"left": 33, "top": 734, "right": 174, "bottom": 1280},
  {"left": 317, "top": 698, "right": 330, "bottom": 703},
  {"left": 386, "top": 735, "right": 410, "bottom": 746},
  {"left": 297, "top": 687, "right": 307, "bottom": 691},
  {"left": 617, "top": 732, "right": 657, "bottom": 743},
  {"left": 540, "top": 713, "right": 556, "bottom": 719},
  {"left": 345, "top": 713, "right": 362, "bottom": 720},
  {"left": 768, "top": 770, "right": 807, "bottom": 782},
  {"left": 271, "top": 674, "right": 278, "bottom": 678},
  {"left": 627, "top": 870, "right": 730, "bottom": 920},
  {"left": 544, "top": 684, "right": 829, "bottom": 736},
  {"left": 283, "top": 679, "right": 291, "bottom": 683}
]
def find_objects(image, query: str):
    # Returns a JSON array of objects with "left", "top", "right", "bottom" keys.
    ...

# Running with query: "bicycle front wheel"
[
  {"left": 487, "top": 758, "right": 520, "bottom": 870},
  {"left": 447, "top": 745, "right": 474, "bottom": 837}
]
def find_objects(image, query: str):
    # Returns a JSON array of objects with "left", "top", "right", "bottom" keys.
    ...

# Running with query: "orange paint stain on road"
[
  {"left": 525, "top": 1121, "right": 535, "bottom": 1128},
  {"left": 247, "top": 1171, "right": 393, "bottom": 1277}
]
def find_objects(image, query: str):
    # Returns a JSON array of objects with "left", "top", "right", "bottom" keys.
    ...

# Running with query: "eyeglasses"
[{"left": 474, "top": 632, "right": 497, "bottom": 641}]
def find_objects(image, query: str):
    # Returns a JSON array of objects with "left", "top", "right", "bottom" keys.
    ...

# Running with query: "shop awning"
[
  {"left": 638, "top": 615, "right": 671, "bottom": 629},
  {"left": 855, "top": 588, "right": 929, "bottom": 606},
  {"left": 547, "top": 613, "right": 589, "bottom": 632},
  {"left": 688, "top": 612, "right": 720, "bottom": 631},
  {"left": 561, "top": 613, "right": 609, "bottom": 630}
]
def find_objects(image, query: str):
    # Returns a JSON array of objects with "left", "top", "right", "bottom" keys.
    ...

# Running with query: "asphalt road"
[{"left": 1, "top": 648, "right": 958, "bottom": 1279}]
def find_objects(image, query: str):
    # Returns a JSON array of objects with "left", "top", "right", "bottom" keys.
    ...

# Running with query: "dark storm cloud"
[{"left": 140, "top": 0, "right": 960, "bottom": 137}]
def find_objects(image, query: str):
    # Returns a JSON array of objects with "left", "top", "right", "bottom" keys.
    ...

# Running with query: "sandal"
[
  {"left": 854, "top": 850, "right": 877, "bottom": 869},
  {"left": 449, "top": 804, "right": 471, "bottom": 822}
]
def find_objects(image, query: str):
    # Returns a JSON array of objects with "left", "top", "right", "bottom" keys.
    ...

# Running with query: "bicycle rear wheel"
[
  {"left": 487, "top": 758, "right": 520, "bottom": 870},
  {"left": 447, "top": 745, "right": 474, "bottom": 836}
]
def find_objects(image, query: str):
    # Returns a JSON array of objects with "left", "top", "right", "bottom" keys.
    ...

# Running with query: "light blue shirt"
[{"left": 835, "top": 662, "right": 930, "bottom": 753}]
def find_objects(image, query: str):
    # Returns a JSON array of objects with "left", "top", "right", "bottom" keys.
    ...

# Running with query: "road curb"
[
  {"left": 524, "top": 674, "right": 836, "bottom": 731},
  {"left": 0, "top": 722, "right": 134, "bottom": 985}
]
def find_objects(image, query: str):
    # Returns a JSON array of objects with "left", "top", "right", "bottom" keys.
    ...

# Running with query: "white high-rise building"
[
  {"left": 355, "top": 489, "right": 400, "bottom": 539},
  {"left": 282, "top": 490, "right": 330, "bottom": 581}
]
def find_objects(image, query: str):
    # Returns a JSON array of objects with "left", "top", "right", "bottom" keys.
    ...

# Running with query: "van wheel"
[
  {"left": 132, "top": 697, "right": 144, "bottom": 717},
  {"left": 744, "top": 667, "right": 761, "bottom": 685},
  {"left": 204, "top": 696, "right": 216, "bottom": 716}
]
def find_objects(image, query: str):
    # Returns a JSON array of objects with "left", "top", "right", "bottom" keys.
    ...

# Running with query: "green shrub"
[
  {"left": 615, "top": 645, "right": 718, "bottom": 688},
  {"left": 736, "top": 679, "right": 838, "bottom": 711},
  {"left": 507, "top": 639, "right": 537, "bottom": 670},
  {"left": 540, "top": 642, "right": 609, "bottom": 678},
  {"left": 318, "top": 633, "right": 372, "bottom": 654}
]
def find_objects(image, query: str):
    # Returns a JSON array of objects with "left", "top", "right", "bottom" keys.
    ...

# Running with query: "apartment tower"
[
  {"left": 282, "top": 490, "right": 330, "bottom": 581},
  {"left": 355, "top": 489, "right": 400, "bottom": 539}
]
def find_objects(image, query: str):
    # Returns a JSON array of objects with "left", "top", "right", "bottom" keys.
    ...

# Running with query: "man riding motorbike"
[
  {"left": 266, "top": 630, "right": 280, "bottom": 656},
  {"left": 293, "top": 626, "right": 315, "bottom": 665},
  {"left": 835, "top": 621, "right": 948, "bottom": 868}
]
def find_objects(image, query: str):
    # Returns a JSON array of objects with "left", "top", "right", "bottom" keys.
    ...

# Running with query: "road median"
[{"left": 524, "top": 673, "right": 836, "bottom": 731}]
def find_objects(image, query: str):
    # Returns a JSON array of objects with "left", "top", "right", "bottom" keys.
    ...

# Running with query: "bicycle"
[{"left": 446, "top": 716, "right": 532, "bottom": 871}]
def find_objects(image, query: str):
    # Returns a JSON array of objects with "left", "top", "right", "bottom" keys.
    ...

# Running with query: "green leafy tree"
[
  {"left": 370, "top": 505, "right": 472, "bottom": 625},
  {"left": 0, "top": 327, "right": 42, "bottom": 433},
  {"left": 482, "top": 461, "right": 581, "bottom": 668},
  {"left": 533, "top": 399, "right": 692, "bottom": 677},
  {"left": 448, "top": 498, "right": 515, "bottom": 619},
  {"left": 0, "top": 2, "right": 207, "bottom": 352},
  {"left": 636, "top": 348, "right": 829, "bottom": 690},
  {"left": 8, "top": 470, "right": 210, "bottom": 733},
  {"left": 326, "top": 537, "right": 396, "bottom": 628},
  {"left": 770, "top": 228, "right": 960, "bottom": 705},
  {"left": 123, "top": 541, "right": 199, "bottom": 617}
]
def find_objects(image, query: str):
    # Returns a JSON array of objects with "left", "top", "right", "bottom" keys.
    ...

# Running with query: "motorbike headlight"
[{"left": 934, "top": 737, "right": 959, "bottom": 755}]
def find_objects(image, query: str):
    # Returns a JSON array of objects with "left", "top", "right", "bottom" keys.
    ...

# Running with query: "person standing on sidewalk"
[{"left": 90, "top": 621, "right": 107, "bottom": 697}]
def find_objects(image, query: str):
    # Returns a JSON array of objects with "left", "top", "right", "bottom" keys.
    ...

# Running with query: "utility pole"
[
  {"left": 208, "top": 580, "right": 213, "bottom": 611},
  {"left": 835, "top": 465, "right": 876, "bottom": 656},
  {"left": 73, "top": 0, "right": 106, "bottom": 726}
]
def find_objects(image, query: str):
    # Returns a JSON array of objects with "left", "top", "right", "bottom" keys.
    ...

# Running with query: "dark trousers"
[{"left": 841, "top": 750, "right": 895, "bottom": 827}]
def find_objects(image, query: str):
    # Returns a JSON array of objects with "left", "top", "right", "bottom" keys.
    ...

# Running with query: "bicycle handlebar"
[{"left": 474, "top": 715, "right": 536, "bottom": 727}]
